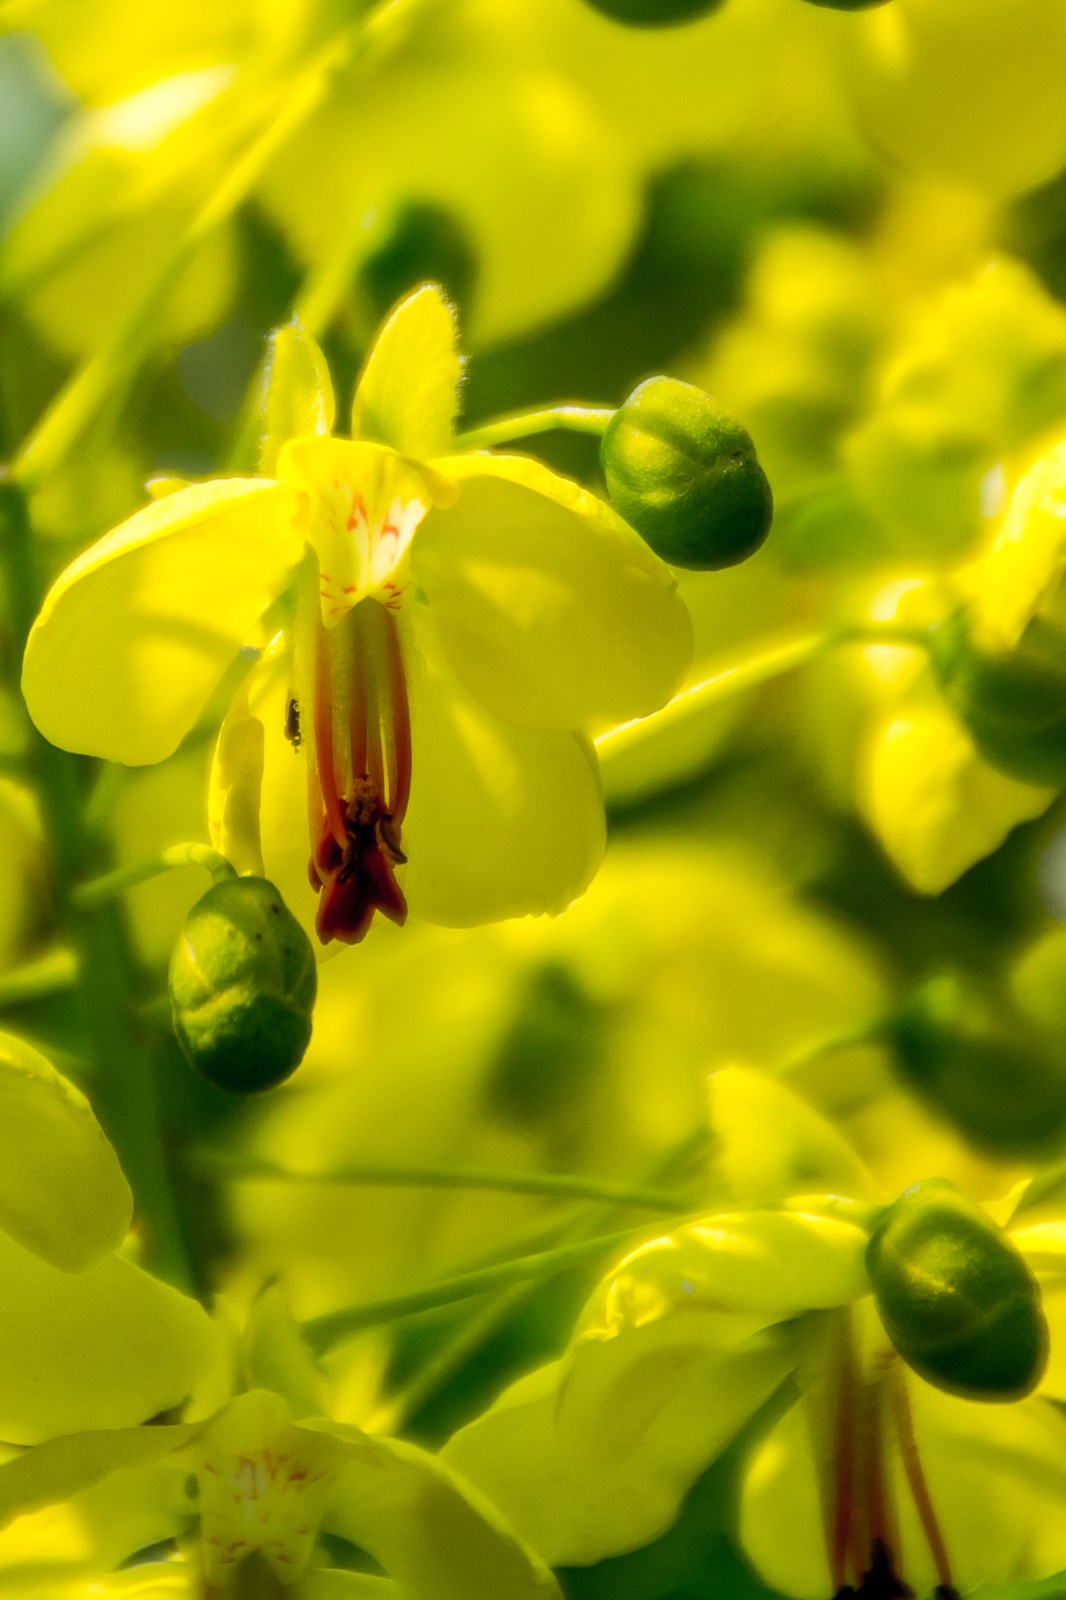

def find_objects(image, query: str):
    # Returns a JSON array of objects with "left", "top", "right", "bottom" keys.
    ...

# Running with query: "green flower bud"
[
  {"left": 582, "top": 0, "right": 725, "bottom": 25},
  {"left": 601, "top": 377, "right": 773, "bottom": 570},
  {"left": 888, "top": 973, "right": 1066, "bottom": 1163},
  {"left": 169, "top": 877, "right": 317, "bottom": 1094},
  {"left": 866, "top": 1178, "right": 1048, "bottom": 1401},
  {"left": 929, "top": 608, "right": 1066, "bottom": 786}
]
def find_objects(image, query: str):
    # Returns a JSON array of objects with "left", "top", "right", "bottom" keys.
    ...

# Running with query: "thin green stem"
[
  {"left": 777, "top": 1017, "right": 889, "bottom": 1079},
  {"left": 370, "top": 1126, "right": 710, "bottom": 1433},
  {"left": 453, "top": 405, "right": 615, "bottom": 452},
  {"left": 0, "top": 945, "right": 78, "bottom": 1008},
  {"left": 72, "top": 843, "right": 236, "bottom": 913},
  {"left": 196, "top": 1151, "right": 690, "bottom": 1211},
  {"left": 302, "top": 1225, "right": 652, "bottom": 1356},
  {"left": 0, "top": 476, "right": 195, "bottom": 1289},
  {"left": 595, "top": 621, "right": 931, "bottom": 759},
  {"left": 12, "top": 0, "right": 445, "bottom": 490}
]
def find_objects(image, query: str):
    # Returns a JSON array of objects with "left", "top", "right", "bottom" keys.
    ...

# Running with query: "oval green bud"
[
  {"left": 888, "top": 973, "right": 1066, "bottom": 1163},
  {"left": 601, "top": 377, "right": 773, "bottom": 570},
  {"left": 169, "top": 877, "right": 317, "bottom": 1094},
  {"left": 929, "top": 608, "right": 1066, "bottom": 786},
  {"left": 582, "top": 0, "right": 725, "bottom": 24},
  {"left": 866, "top": 1178, "right": 1048, "bottom": 1401}
]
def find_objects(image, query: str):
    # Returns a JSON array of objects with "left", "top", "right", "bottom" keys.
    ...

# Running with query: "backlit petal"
[
  {"left": 0, "top": 1031, "right": 131, "bottom": 1271},
  {"left": 402, "top": 647, "right": 605, "bottom": 927},
  {"left": 313, "top": 1424, "right": 562, "bottom": 1600},
  {"left": 23, "top": 479, "right": 306, "bottom": 764},
  {"left": 413, "top": 453, "right": 691, "bottom": 732},
  {"left": 0, "top": 1228, "right": 217, "bottom": 1444}
]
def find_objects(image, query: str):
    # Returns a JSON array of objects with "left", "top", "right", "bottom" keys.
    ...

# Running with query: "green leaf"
[
  {"left": 351, "top": 284, "right": 462, "bottom": 460},
  {"left": 257, "top": 320, "right": 336, "bottom": 476},
  {"left": 705, "top": 1065, "right": 877, "bottom": 1209},
  {"left": 0, "top": 1030, "right": 131, "bottom": 1270},
  {"left": 0, "top": 1422, "right": 194, "bottom": 1530}
]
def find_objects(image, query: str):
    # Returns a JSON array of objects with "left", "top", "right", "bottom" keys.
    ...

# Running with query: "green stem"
[
  {"left": 72, "top": 843, "right": 236, "bottom": 913},
  {"left": 302, "top": 1225, "right": 651, "bottom": 1356},
  {"left": 777, "top": 1017, "right": 888, "bottom": 1079},
  {"left": 594, "top": 621, "right": 931, "bottom": 758},
  {"left": 453, "top": 405, "right": 615, "bottom": 452},
  {"left": 0, "top": 946, "right": 78, "bottom": 1008},
  {"left": 196, "top": 1151, "right": 690, "bottom": 1211},
  {"left": 369, "top": 1126, "right": 710, "bottom": 1433},
  {"left": 0, "top": 476, "right": 195, "bottom": 1289},
  {"left": 12, "top": 0, "right": 445, "bottom": 491}
]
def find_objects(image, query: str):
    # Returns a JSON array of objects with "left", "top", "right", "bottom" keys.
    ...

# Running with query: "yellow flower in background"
[
  {"left": 22, "top": 287, "right": 691, "bottom": 945},
  {"left": 0, "top": 1289, "right": 562, "bottom": 1600},
  {"left": 444, "top": 1069, "right": 1066, "bottom": 1600}
]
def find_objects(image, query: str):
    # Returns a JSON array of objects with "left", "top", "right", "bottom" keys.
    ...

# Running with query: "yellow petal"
[
  {"left": 352, "top": 285, "right": 462, "bottom": 460},
  {"left": 402, "top": 648, "right": 605, "bottom": 927},
  {"left": 0, "top": 1228, "right": 217, "bottom": 1444},
  {"left": 413, "top": 453, "right": 692, "bottom": 732},
  {"left": 0, "top": 1031, "right": 131, "bottom": 1271},
  {"left": 23, "top": 479, "right": 306, "bottom": 764},
  {"left": 859, "top": 694, "right": 1054, "bottom": 895},
  {"left": 314, "top": 1425, "right": 562, "bottom": 1600}
]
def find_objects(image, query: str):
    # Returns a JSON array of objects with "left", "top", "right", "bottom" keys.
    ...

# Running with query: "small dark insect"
[{"left": 285, "top": 695, "right": 302, "bottom": 752}]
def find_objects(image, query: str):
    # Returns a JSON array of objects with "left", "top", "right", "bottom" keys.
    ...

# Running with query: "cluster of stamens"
[
  {"left": 824, "top": 1323, "right": 959, "bottom": 1600},
  {"left": 305, "top": 592, "right": 412, "bottom": 945}
]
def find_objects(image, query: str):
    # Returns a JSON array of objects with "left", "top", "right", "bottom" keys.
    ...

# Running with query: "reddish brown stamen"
[
  {"left": 889, "top": 1363, "right": 955, "bottom": 1596},
  {"left": 307, "top": 601, "right": 412, "bottom": 945}
]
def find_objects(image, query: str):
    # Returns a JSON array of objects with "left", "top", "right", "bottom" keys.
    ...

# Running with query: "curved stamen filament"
[
  {"left": 829, "top": 1316, "right": 865, "bottom": 1591},
  {"left": 313, "top": 611, "right": 347, "bottom": 851},
  {"left": 864, "top": 1369, "right": 900, "bottom": 1575},
  {"left": 889, "top": 1364, "right": 956, "bottom": 1598},
  {"left": 373, "top": 602, "right": 412, "bottom": 823}
]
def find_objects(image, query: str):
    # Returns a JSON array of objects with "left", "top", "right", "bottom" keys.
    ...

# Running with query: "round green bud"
[
  {"left": 929, "top": 609, "right": 1066, "bottom": 787},
  {"left": 888, "top": 973, "right": 1066, "bottom": 1163},
  {"left": 582, "top": 0, "right": 725, "bottom": 25},
  {"left": 866, "top": 1178, "right": 1048, "bottom": 1401},
  {"left": 169, "top": 877, "right": 317, "bottom": 1094},
  {"left": 600, "top": 377, "right": 773, "bottom": 570}
]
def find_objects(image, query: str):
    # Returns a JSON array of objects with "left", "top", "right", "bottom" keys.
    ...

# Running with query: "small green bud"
[
  {"left": 866, "top": 1178, "right": 1048, "bottom": 1401},
  {"left": 601, "top": 377, "right": 773, "bottom": 570},
  {"left": 169, "top": 877, "right": 317, "bottom": 1094},
  {"left": 888, "top": 973, "right": 1066, "bottom": 1162},
  {"left": 582, "top": 0, "right": 725, "bottom": 25},
  {"left": 929, "top": 608, "right": 1066, "bottom": 786}
]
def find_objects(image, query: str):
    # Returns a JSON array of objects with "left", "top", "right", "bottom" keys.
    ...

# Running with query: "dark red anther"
[{"left": 312, "top": 776, "right": 407, "bottom": 945}]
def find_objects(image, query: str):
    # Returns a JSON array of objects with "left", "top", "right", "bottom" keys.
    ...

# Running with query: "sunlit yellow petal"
[
  {"left": 413, "top": 453, "right": 691, "bottom": 732},
  {"left": 859, "top": 694, "right": 1054, "bottom": 895},
  {"left": 23, "top": 480, "right": 306, "bottom": 765},
  {"left": 402, "top": 650, "right": 605, "bottom": 927},
  {"left": 352, "top": 284, "right": 462, "bottom": 461}
]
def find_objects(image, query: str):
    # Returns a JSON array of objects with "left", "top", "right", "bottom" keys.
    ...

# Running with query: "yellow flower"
[{"left": 22, "top": 287, "right": 691, "bottom": 944}]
